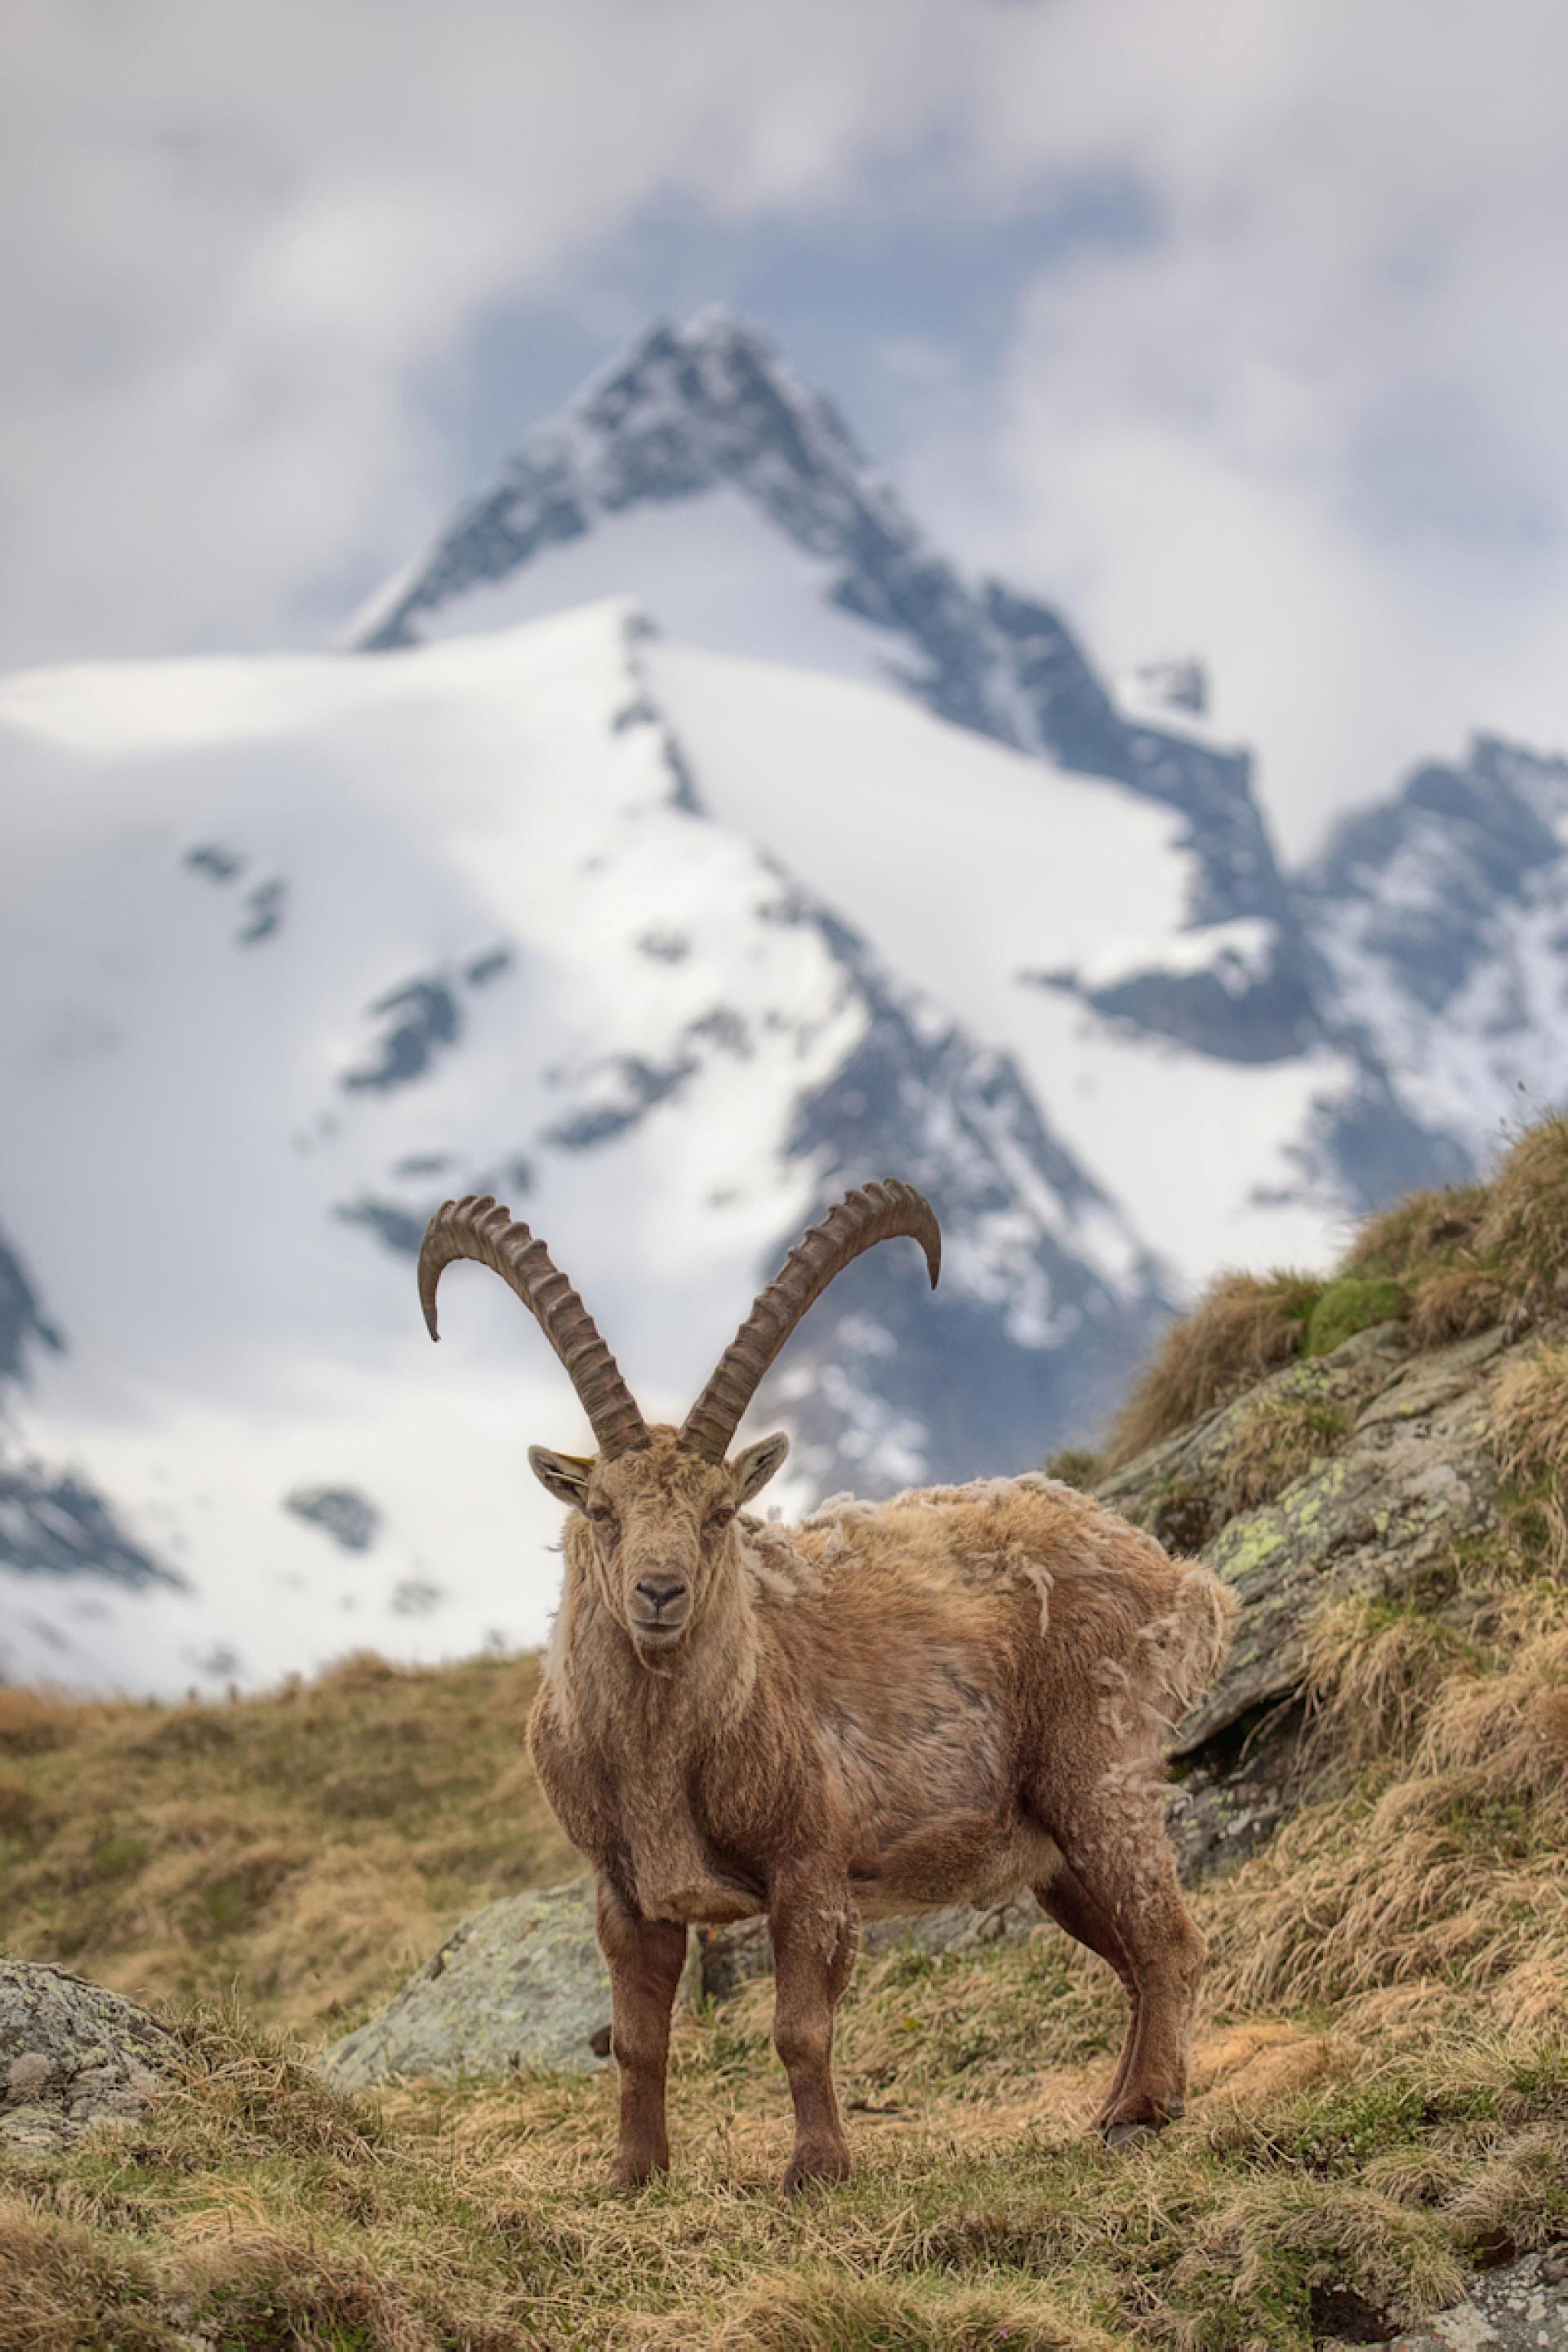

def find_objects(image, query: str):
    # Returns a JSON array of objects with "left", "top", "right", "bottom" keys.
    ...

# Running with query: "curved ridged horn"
[
  {"left": 418, "top": 1196, "right": 649, "bottom": 1460},
  {"left": 679, "top": 1178, "right": 941, "bottom": 1463}
]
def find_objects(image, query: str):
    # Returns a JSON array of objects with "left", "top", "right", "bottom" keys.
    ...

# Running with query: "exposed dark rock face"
[
  {"left": 0, "top": 1459, "right": 175, "bottom": 1585},
  {"left": 0, "top": 1224, "right": 63, "bottom": 1388},
  {"left": 1303, "top": 733, "right": 1568, "bottom": 1160},
  {"left": 342, "top": 974, "right": 465, "bottom": 1094},
  {"left": 284, "top": 1486, "right": 382, "bottom": 1554},
  {"left": 0, "top": 1223, "right": 172, "bottom": 1591}
]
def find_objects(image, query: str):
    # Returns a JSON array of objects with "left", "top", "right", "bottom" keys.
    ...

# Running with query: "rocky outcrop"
[
  {"left": 321, "top": 1882, "right": 699, "bottom": 2087},
  {"left": 0, "top": 1960, "right": 173, "bottom": 2151},
  {"left": 1098, "top": 1319, "right": 1514, "bottom": 1752}
]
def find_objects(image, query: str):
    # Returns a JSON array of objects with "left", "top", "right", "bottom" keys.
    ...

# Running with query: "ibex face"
[
  {"left": 417, "top": 1178, "right": 939, "bottom": 1654},
  {"left": 528, "top": 1428, "right": 790, "bottom": 1658}
]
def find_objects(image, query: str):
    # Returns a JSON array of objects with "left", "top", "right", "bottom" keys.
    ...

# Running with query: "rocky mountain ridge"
[
  {"left": 354, "top": 308, "right": 1307, "bottom": 1049},
  {"left": 356, "top": 305, "right": 1568, "bottom": 1187}
]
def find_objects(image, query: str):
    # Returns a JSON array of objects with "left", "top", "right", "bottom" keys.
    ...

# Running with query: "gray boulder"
[
  {"left": 320, "top": 1880, "right": 698, "bottom": 2087},
  {"left": 0, "top": 1959, "right": 174, "bottom": 2151}
]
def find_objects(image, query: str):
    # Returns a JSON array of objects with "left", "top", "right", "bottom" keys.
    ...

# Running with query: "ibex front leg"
[
  {"left": 768, "top": 1858, "right": 858, "bottom": 2192},
  {"left": 596, "top": 1875, "right": 688, "bottom": 2187}
]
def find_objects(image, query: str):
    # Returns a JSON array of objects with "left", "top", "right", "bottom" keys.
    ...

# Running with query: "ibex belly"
[
  {"left": 851, "top": 1812, "right": 1061, "bottom": 1918},
  {"left": 822, "top": 1679, "right": 1058, "bottom": 1917}
]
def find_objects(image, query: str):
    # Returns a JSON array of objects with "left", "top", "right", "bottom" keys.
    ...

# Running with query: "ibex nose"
[{"left": 634, "top": 1575, "right": 688, "bottom": 1618}]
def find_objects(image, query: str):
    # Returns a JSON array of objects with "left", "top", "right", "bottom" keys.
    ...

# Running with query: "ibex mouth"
[{"left": 631, "top": 1616, "right": 689, "bottom": 1655}]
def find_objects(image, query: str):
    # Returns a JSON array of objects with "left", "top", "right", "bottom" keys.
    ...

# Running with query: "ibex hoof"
[
  {"left": 782, "top": 2145, "right": 852, "bottom": 2194},
  {"left": 1102, "top": 2120, "right": 1156, "bottom": 2151}
]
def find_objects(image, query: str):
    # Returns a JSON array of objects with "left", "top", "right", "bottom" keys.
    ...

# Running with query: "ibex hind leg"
[
  {"left": 1033, "top": 1864, "right": 1142, "bottom": 2129},
  {"left": 1032, "top": 1775, "right": 1205, "bottom": 2140}
]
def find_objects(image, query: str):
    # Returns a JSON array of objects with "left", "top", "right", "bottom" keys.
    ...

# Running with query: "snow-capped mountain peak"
[{"left": 350, "top": 308, "right": 1292, "bottom": 957}]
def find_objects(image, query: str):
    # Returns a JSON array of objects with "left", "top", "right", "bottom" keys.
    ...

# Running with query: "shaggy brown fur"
[{"left": 525, "top": 1434, "right": 1234, "bottom": 2191}]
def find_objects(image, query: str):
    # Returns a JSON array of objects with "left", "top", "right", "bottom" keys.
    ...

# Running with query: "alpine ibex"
[{"left": 419, "top": 1180, "right": 1232, "bottom": 2190}]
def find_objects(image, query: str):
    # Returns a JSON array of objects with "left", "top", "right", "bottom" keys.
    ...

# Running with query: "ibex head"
[{"left": 417, "top": 1181, "right": 941, "bottom": 1660}]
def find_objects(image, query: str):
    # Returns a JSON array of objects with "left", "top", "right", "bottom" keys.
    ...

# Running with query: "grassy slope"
[
  {"left": 0, "top": 1651, "right": 574, "bottom": 2037},
  {"left": 6, "top": 1130, "right": 1568, "bottom": 2348}
]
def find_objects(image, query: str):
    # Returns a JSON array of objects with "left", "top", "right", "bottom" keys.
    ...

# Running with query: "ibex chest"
[{"left": 529, "top": 1682, "right": 770, "bottom": 1927}]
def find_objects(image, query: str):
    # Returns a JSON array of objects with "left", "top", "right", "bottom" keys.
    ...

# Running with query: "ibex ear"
[
  {"left": 731, "top": 1432, "right": 790, "bottom": 1503},
  {"left": 528, "top": 1447, "right": 595, "bottom": 1509}
]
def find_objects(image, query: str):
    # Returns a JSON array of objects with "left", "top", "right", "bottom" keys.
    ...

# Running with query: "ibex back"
[{"left": 419, "top": 1180, "right": 1233, "bottom": 2191}]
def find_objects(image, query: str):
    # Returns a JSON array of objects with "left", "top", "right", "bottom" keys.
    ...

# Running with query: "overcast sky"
[{"left": 6, "top": 0, "right": 1567, "bottom": 857}]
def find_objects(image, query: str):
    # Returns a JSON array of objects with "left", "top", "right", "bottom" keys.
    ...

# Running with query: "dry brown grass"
[
  {"left": 1105, "top": 1272, "right": 1321, "bottom": 1468},
  {"left": 1403, "top": 1265, "right": 1503, "bottom": 1348},
  {"left": 1472, "top": 1116, "right": 1568, "bottom": 1311},
  {"left": 1348, "top": 1119, "right": 1568, "bottom": 1354},
  {"left": 1210, "top": 1590, "right": 1568, "bottom": 2030},
  {"left": 2, "top": 1591, "right": 1566, "bottom": 2346},
  {"left": 0, "top": 1650, "right": 574, "bottom": 2036},
  {"left": 1298, "top": 1599, "right": 1481, "bottom": 1771},
  {"left": 7, "top": 1566, "right": 1568, "bottom": 2346},
  {"left": 1490, "top": 1339, "right": 1568, "bottom": 1572},
  {"left": 1342, "top": 1183, "right": 1491, "bottom": 1281},
  {"left": 4, "top": 1945, "right": 1562, "bottom": 2350}
]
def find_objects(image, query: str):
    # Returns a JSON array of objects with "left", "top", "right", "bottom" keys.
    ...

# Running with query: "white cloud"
[
  {"left": 4, "top": 0, "right": 1568, "bottom": 860},
  {"left": 899, "top": 0, "right": 1568, "bottom": 853},
  {"left": 0, "top": 0, "right": 1003, "bottom": 664}
]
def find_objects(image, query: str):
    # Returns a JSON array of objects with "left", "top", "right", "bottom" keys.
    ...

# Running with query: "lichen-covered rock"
[
  {"left": 0, "top": 1960, "right": 174, "bottom": 2151},
  {"left": 1379, "top": 2243, "right": 1568, "bottom": 2350},
  {"left": 320, "top": 1881, "right": 697, "bottom": 2086},
  {"left": 1099, "top": 1321, "right": 1516, "bottom": 1752}
]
